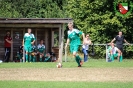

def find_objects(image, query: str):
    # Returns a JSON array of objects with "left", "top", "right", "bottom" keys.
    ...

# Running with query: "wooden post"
[
  {"left": 10, "top": 29, "right": 13, "bottom": 61},
  {"left": 45, "top": 29, "right": 48, "bottom": 53},
  {"left": 51, "top": 30, "right": 54, "bottom": 48},
  {"left": 23, "top": 28, "right": 25, "bottom": 62},
  {"left": 106, "top": 44, "right": 108, "bottom": 62},
  {"left": 59, "top": 24, "right": 64, "bottom": 63},
  {"left": 35, "top": 28, "right": 37, "bottom": 46},
  {"left": 65, "top": 43, "right": 67, "bottom": 62},
  {"left": 62, "top": 24, "right": 64, "bottom": 62},
  {"left": 58, "top": 25, "right": 61, "bottom": 62}
]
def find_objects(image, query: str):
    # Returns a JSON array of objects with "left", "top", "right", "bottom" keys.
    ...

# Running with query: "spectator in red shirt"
[{"left": 4, "top": 31, "right": 12, "bottom": 62}]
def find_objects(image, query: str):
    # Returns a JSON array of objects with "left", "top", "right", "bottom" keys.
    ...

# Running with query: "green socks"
[
  {"left": 111, "top": 55, "right": 114, "bottom": 61},
  {"left": 75, "top": 55, "right": 82, "bottom": 66},
  {"left": 29, "top": 55, "right": 31, "bottom": 62},
  {"left": 33, "top": 57, "right": 36, "bottom": 62},
  {"left": 119, "top": 55, "right": 123, "bottom": 62},
  {"left": 75, "top": 57, "right": 80, "bottom": 66},
  {"left": 25, "top": 54, "right": 28, "bottom": 62},
  {"left": 26, "top": 54, "right": 36, "bottom": 62},
  {"left": 40, "top": 58, "right": 42, "bottom": 62},
  {"left": 77, "top": 55, "right": 82, "bottom": 61},
  {"left": 110, "top": 55, "right": 123, "bottom": 62}
]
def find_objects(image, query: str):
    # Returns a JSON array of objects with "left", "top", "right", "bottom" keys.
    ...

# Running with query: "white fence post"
[
  {"left": 65, "top": 43, "right": 67, "bottom": 62},
  {"left": 106, "top": 44, "right": 108, "bottom": 62}
]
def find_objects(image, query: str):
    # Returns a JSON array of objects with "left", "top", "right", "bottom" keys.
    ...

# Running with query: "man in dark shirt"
[
  {"left": 111, "top": 31, "right": 130, "bottom": 52},
  {"left": 110, "top": 31, "right": 130, "bottom": 61},
  {"left": 4, "top": 31, "right": 12, "bottom": 62}
]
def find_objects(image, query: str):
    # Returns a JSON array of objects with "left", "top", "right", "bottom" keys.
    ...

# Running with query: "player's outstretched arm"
[
  {"left": 124, "top": 39, "right": 130, "bottom": 45},
  {"left": 31, "top": 40, "right": 35, "bottom": 45},
  {"left": 89, "top": 39, "right": 92, "bottom": 45},
  {"left": 82, "top": 33, "right": 85, "bottom": 42},
  {"left": 83, "top": 38, "right": 92, "bottom": 45},
  {"left": 111, "top": 38, "right": 116, "bottom": 43}
]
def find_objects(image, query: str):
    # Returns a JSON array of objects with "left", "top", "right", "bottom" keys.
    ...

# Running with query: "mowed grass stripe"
[
  {"left": 0, "top": 81, "right": 133, "bottom": 88},
  {"left": 0, "top": 59, "right": 133, "bottom": 68}
]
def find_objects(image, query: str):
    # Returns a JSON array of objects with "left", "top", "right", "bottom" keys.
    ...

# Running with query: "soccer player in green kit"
[
  {"left": 65, "top": 22, "right": 85, "bottom": 67},
  {"left": 23, "top": 28, "right": 35, "bottom": 62}
]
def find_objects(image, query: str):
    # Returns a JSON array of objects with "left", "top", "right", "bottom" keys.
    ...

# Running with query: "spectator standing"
[
  {"left": 110, "top": 31, "right": 130, "bottom": 62},
  {"left": 4, "top": 31, "right": 12, "bottom": 62},
  {"left": 82, "top": 34, "right": 92, "bottom": 62}
]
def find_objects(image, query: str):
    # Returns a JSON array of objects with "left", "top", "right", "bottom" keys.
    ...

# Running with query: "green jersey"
[
  {"left": 31, "top": 45, "right": 37, "bottom": 52},
  {"left": 23, "top": 33, "right": 35, "bottom": 47},
  {"left": 68, "top": 29, "right": 83, "bottom": 53},
  {"left": 68, "top": 29, "right": 82, "bottom": 46},
  {"left": 37, "top": 44, "right": 45, "bottom": 53}
]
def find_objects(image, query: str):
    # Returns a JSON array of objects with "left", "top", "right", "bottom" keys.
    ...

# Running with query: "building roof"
[{"left": 0, "top": 18, "right": 73, "bottom": 24}]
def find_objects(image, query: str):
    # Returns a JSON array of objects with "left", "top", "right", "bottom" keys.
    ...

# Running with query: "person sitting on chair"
[
  {"left": 37, "top": 39, "right": 45, "bottom": 62},
  {"left": 15, "top": 45, "right": 23, "bottom": 62},
  {"left": 44, "top": 53, "right": 51, "bottom": 62},
  {"left": 31, "top": 43, "right": 37, "bottom": 62},
  {"left": 109, "top": 43, "right": 122, "bottom": 62},
  {"left": 18, "top": 45, "right": 23, "bottom": 62},
  {"left": 49, "top": 52, "right": 56, "bottom": 62}
]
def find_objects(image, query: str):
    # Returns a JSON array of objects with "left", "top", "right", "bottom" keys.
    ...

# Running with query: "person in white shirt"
[
  {"left": 109, "top": 43, "right": 122, "bottom": 62},
  {"left": 82, "top": 34, "right": 92, "bottom": 62}
]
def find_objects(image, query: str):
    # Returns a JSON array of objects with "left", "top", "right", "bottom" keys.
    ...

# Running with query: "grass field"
[
  {"left": 0, "top": 81, "right": 133, "bottom": 88},
  {"left": 0, "top": 59, "right": 133, "bottom": 68},
  {"left": 0, "top": 59, "right": 133, "bottom": 88}
]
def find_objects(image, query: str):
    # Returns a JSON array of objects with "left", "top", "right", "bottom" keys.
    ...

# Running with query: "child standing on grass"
[{"left": 65, "top": 22, "right": 85, "bottom": 67}]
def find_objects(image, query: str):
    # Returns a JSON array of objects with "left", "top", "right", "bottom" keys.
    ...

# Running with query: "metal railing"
[{"left": 64, "top": 44, "right": 133, "bottom": 62}]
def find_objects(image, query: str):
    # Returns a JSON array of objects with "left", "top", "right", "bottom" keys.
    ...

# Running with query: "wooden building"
[{"left": 0, "top": 18, "right": 73, "bottom": 62}]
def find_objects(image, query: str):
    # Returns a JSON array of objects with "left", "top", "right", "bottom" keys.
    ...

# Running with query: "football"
[{"left": 56, "top": 63, "right": 62, "bottom": 68}]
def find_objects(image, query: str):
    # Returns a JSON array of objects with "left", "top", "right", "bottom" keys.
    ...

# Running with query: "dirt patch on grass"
[{"left": 0, "top": 68, "right": 133, "bottom": 82}]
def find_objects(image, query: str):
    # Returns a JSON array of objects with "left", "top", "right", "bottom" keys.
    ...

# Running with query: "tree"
[{"left": 0, "top": 1, "right": 21, "bottom": 17}]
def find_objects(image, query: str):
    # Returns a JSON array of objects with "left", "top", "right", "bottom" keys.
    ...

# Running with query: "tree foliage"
[
  {"left": 65, "top": 0, "right": 133, "bottom": 43},
  {"left": 64, "top": 0, "right": 133, "bottom": 58},
  {"left": 0, "top": 0, "right": 67, "bottom": 18}
]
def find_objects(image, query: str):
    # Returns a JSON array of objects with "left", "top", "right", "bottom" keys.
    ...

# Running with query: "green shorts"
[
  {"left": 70, "top": 45, "right": 79, "bottom": 53},
  {"left": 24, "top": 46, "right": 32, "bottom": 52},
  {"left": 108, "top": 53, "right": 118, "bottom": 58},
  {"left": 44, "top": 57, "right": 50, "bottom": 62},
  {"left": 113, "top": 53, "right": 118, "bottom": 57}
]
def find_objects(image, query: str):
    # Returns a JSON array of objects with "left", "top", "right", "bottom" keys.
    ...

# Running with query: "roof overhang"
[{"left": 0, "top": 18, "right": 73, "bottom": 24}]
